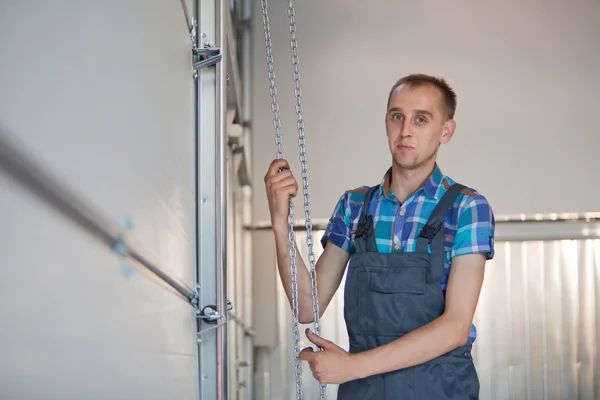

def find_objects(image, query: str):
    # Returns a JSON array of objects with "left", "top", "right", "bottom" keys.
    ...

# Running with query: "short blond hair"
[{"left": 387, "top": 73, "right": 458, "bottom": 120}]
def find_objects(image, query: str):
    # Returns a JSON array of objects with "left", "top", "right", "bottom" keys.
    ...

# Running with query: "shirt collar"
[{"left": 379, "top": 163, "right": 446, "bottom": 201}]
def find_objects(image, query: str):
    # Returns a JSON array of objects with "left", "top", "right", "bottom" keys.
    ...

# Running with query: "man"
[{"left": 264, "top": 73, "right": 495, "bottom": 399}]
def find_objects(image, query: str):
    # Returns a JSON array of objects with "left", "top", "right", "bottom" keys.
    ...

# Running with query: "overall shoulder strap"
[
  {"left": 416, "top": 183, "right": 466, "bottom": 252},
  {"left": 355, "top": 185, "right": 379, "bottom": 238},
  {"left": 354, "top": 185, "right": 379, "bottom": 253}
]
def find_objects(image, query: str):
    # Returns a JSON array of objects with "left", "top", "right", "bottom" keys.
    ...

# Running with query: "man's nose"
[{"left": 400, "top": 122, "right": 412, "bottom": 137}]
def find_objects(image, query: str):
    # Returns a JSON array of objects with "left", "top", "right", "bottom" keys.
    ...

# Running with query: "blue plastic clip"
[{"left": 113, "top": 216, "right": 135, "bottom": 279}]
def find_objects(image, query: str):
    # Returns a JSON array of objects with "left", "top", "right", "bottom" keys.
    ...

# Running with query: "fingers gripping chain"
[{"left": 261, "top": 1, "right": 325, "bottom": 399}]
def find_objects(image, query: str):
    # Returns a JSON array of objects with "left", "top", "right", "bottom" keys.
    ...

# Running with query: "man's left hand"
[{"left": 299, "top": 329, "right": 361, "bottom": 384}]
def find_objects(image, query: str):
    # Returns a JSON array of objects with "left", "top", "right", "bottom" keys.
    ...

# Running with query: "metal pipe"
[
  {"left": 245, "top": 212, "right": 600, "bottom": 232},
  {"left": 224, "top": 6, "right": 243, "bottom": 117},
  {"left": 180, "top": 0, "right": 193, "bottom": 31},
  {"left": 192, "top": 2, "right": 202, "bottom": 399},
  {"left": 0, "top": 127, "right": 197, "bottom": 302},
  {"left": 494, "top": 220, "right": 600, "bottom": 242},
  {"left": 244, "top": 219, "right": 600, "bottom": 242},
  {"left": 240, "top": 0, "right": 252, "bottom": 125},
  {"left": 240, "top": 0, "right": 255, "bottom": 398},
  {"left": 216, "top": 0, "right": 229, "bottom": 398},
  {"left": 228, "top": 311, "right": 255, "bottom": 337},
  {"left": 495, "top": 212, "right": 600, "bottom": 223}
]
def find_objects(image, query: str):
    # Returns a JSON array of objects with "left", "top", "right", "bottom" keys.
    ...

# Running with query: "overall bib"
[{"left": 336, "top": 183, "right": 479, "bottom": 400}]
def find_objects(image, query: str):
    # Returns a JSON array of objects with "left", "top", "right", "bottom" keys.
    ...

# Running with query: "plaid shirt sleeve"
[
  {"left": 452, "top": 193, "right": 495, "bottom": 260},
  {"left": 321, "top": 191, "right": 356, "bottom": 254}
]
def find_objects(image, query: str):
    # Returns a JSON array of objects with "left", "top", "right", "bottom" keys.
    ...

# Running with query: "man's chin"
[{"left": 393, "top": 158, "right": 419, "bottom": 170}]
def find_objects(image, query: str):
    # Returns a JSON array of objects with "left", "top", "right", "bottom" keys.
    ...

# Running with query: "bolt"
[{"left": 121, "top": 216, "right": 134, "bottom": 230}]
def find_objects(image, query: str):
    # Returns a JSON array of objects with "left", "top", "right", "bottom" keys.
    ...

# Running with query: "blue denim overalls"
[{"left": 336, "top": 183, "right": 479, "bottom": 399}]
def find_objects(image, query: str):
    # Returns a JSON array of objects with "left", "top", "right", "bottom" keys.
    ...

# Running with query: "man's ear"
[
  {"left": 440, "top": 119, "right": 456, "bottom": 144},
  {"left": 384, "top": 112, "right": 390, "bottom": 137}
]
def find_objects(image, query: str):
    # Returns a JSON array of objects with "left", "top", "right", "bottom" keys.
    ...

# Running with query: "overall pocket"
[
  {"left": 449, "top": 361, "right": 480, "bottom": 399},
  {"left": 419, "top": 346, "right": 479, "bottom": 399},
  {"left": 420, "top": 361, "right": 479, "bottom": 400},
  {"left": 357, "top": 265, "right": 427, "bottom": 336}
]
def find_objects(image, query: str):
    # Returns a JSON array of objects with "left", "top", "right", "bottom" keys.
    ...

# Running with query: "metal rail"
[
  {"left": 245, "top": 213, "right": 600, "bottom": 232},
  {"left": 0, "top": 127, "right": 197, "bottom": 303},
  {"left": 180, "top": 0, "right": 194, "bottom": 32},
  {"left": 216, "top": 0, "right": 230, "bottom": 398},
  {"left": 246, "top": 215, "right": 600, "bottom": 242},
  {"left": 495, "top": 212, "right": 600, "bottom": 223},
  {"left": 228, "top": 311, "right": 255, "bottom": 337}
]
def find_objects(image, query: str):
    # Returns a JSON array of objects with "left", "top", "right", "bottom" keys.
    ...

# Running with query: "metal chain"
[
  {"left": 260, "top": 1, "right": 303, "bottom": 399},
  {"left": 261, "top": 1, "right": 326, "bottom": 399},
  {"left": 287, "top": 1, "right": 326, "bottom": 398}
]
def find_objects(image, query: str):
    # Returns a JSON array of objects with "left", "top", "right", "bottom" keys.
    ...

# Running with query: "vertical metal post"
[
  {"left": 216, "top": 0, "right": 229, "bottom": 399},
  {"left": 192, "top": 1, "right": 202, "bottom": 399},
  {"left": 240, "top": 0, "right": 255, "bottom": 398},
  {"left": 195, "top": 0, "right": 228, "bottom": 399}
]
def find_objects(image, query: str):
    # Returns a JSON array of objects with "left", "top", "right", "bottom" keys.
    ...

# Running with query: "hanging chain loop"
[
  {"left": 260, "top": 1, "right": 326, "bottom": 399},
  {"left": 260, "top": 1, "right": 303, "bottom": 399},
  {"left": 287, "top": 2, "right": 327, "bottom": 398}
]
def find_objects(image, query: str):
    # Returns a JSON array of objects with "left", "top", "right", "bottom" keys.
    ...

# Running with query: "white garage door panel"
[
  {"left": 0, "top": 176, "right": 198, "bottom": 400},
  {"left": 0, "top": 0, "right": 196, "bottom": 284},
  {"left": 0, "top": 1, "right": 198, "bottom": 399}
]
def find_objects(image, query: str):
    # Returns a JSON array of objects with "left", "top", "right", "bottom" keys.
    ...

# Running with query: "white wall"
[
  {"left": 251, "top": 0, "right": 600, "bottom": 223},
  {"left": 0, "top": 1, "right": 198, "bottom": 399},
  {"left": 249, "top": 1, "right": 600, "bottom": 398}
]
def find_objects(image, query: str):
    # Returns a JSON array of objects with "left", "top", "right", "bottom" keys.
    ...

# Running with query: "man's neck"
[{"left": 389, "top": 162, "right": 436, "bottom": 204}]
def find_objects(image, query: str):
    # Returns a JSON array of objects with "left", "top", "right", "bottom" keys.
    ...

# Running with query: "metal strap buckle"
[{"left": 419, "top": 224, "right": 442, "bottom": 242}]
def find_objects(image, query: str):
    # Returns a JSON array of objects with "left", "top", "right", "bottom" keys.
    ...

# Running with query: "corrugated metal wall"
[{"left": 262, "top": 224, "right": 600, "bottom": 400}]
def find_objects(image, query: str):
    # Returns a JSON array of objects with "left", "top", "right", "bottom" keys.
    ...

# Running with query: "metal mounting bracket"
[
  {"left": 197, "top": 300, "right": 233, "bottom": 324},
  {"left": 195, "top": 299, "right": 233, "bottom": 343},
  {"left": 197, "top": 320, "right": 227, "bottom": 342},
  {"left": 191, "top": 282, "right": 232, "bottom": 326},
  {"left": 190, "top": 283, "right": 201, "bottom": 310},
  {"left": 190, "top": 17, "right": 198, "bottom": 49},
  {"left": 193, "top": 45, "right": 222, "bottom": 70}
]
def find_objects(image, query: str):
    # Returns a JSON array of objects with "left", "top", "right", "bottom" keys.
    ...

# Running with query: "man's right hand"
[
  {"left": 264, "top": 159, "right": 299, "bottom": 232},
  {"left": 265, "top": 159, "right": 350, "bottom": 323}
]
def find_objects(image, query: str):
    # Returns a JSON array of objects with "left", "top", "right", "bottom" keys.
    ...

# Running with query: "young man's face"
[{"left": 385, "top": 84, "right": 455, "bottom": 171}]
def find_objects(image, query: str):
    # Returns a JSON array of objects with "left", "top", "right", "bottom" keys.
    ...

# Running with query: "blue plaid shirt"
[{"left": 321, "top": 164, "right": 495, "bottom": 343}]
